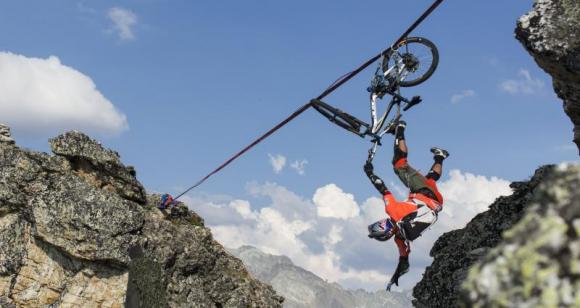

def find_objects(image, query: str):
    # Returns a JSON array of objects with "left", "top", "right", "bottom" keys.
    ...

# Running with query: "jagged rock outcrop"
[
  {"left": 412, "top": 166, "right": 555, "bottom": 308},
  {"left": 461, "top": 164, "right": 580, "bottom": 307},
  {"left": 0, "top": 127, "right": 283, "bottom": 307},
  {"left": 516, "top": 0, "right": 580, "bottom": 153},
  {"left": 413, "top": 2, "right": 580, "bottom": 306},
  {"left": 0, "top": 124, "right": 14, "bottom": 145},
  {"left": 230, "top": 246, "right": 412, "bottom": 308}
]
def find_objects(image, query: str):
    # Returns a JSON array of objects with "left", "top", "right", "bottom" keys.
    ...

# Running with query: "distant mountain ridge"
[{"left": 229, "top": 246, "right": 412, "bottom": 308}]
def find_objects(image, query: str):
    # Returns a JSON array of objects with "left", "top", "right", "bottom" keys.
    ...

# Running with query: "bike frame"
[
  {"left": 367, "top": 48, "right": 410, "bottom": 162},
  {"left": 370, "top": 48, "right": 410, "bottom": 134}
]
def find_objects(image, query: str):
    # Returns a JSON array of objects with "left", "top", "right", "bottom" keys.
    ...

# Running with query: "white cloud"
[
  {"left": 189, "top": 170, "right": 512, "bottom": 291},
  {"left": 435, "top": 170, "right": 512, "bottom": 228},
  {"left": 230, "top": 200, "right": 258, "bottom": 220},
  {"left": 190, "top": 182, "right": 389, "bottom": 290},
  {"left": 268, "top": 154, "right": 287, "bottom": 174},
  {"left": 108, "top": 7, "right": 137, "bottom": 41},
  {"left": 408, "top": 170, "right": 512, "bottom": 263},
  {"left": 500, "top": 69, "right": 545, "bottom": 95},
  {"left": 324, "top": 225, "right": 343, "bottom": 246},
  {"left": 290, "top": 159, "right": 308, "bottom": 175},
  {"left": 451, "top": 89, "right": 476, "bottom": 104},
  {"left": 360, "top": 196, "right": 385, "bottom": 223},
  {"left": 313, "top": 184, "right": 360, "bottom": 219},
  {"left": 0, "top": 52, "right": 128, "bottom": 136}
]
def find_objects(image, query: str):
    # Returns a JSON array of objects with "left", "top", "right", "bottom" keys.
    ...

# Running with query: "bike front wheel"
[{"left": 382, "top": 37, "right": 439, "bottom": 88}]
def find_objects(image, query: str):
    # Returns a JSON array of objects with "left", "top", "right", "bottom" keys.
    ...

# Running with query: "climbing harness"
[{"left": 172, "top": 0, "right": 445, "bottom": 200}]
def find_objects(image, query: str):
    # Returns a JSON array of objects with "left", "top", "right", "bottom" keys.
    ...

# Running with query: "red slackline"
[{"left": 174, "top": 0, "right": 444, "bottom": 200}]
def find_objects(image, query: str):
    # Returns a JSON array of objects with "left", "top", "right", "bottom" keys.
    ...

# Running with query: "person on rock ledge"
[{"left": 364, "top": 120, "right": 449, "bottom": 291}]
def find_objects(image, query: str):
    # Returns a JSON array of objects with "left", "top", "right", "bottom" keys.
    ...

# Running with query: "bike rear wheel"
[{"left": 382, "top": 37, "right": 439, "bottom": 87}]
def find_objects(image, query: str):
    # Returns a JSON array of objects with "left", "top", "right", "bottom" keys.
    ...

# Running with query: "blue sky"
[{"left": 1, "top": 0, "right": 577, "bottom": 292}]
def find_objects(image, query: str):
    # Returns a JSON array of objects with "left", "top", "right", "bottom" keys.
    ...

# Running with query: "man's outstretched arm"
[
  {"left": 364, "top": 161, "right": 390, "bottom": 195},
  {"left": 386, "top": 255, "right": 410, "bottom": 291}
]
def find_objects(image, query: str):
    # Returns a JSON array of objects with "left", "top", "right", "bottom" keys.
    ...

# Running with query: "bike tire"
[
  {"left": 311, "top": 100, "right": 369, "bottom": 137},
  {"left": 382, "top": 37, "right": 439, "bottom": 88}
]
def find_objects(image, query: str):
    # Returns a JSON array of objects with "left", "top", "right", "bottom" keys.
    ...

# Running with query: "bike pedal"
[{"left": 403, "top": 96, "right": 422, "bottom": 111}]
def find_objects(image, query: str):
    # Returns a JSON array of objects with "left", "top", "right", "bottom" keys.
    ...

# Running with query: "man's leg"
[
  {"left": 426, "top": 147, "right": 450, "bottom": 182},
  {"left": 391, "top": 121, "right": 408, "bottom": 167},
  {"left": 390, "top": 121, "right": 427, "bottom": 192}
]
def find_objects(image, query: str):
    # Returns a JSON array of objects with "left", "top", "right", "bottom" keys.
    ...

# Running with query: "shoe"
[
  {"left": 385, "top": 120, "right": 406, "bottom": 135},
  {"left": 430, "top": 147, "right": 450, "bottom": 159}
]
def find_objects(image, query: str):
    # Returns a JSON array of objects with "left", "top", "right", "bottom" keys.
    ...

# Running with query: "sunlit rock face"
[
  {"left": 461, "top": 164, "right": 580, "bottom": 307},
  {"left": 0, "top": 127, "right": 283, "bottom": 307},
  {"left": 414, "top": 164, "right": 579, "bottom": 308},
  {"left": 0, "top": 124, "right": 14, "bottom": 145},
  {"left": 516, "top": 0, "right": 580, "bottom": 154}
]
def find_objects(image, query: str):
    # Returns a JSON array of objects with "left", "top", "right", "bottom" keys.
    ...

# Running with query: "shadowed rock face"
[
  {"left": 516, "top": 0, "right": 580, "bottom": 154},
  {"left": 413, "top": 164, "right": 580, "bottom": 307},
  {"left": 412, "top": 166, "right": 555, "bottom": 308},
  {"left": 0, "top": 128, "right": 283, "bottom": 307}
]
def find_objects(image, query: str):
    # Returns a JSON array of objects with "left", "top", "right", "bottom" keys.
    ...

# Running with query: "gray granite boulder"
[
  {"left": 516, "top": 0, "right": 580, "bottom": 154},
  {"left": 0, "top": 127, "right": 283, "bottom": 307}
]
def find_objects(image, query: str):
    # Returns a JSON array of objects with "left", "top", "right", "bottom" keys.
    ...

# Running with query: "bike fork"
[{"left": 370, "top": 93, "right": 380, "bottom": 134}]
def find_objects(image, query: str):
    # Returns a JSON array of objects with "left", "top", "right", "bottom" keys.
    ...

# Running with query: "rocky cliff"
[
  {"left": 516, "top": 0, "right": 580, "bottom": 154},
  {"left": 229, "top": 246, "right": 412, "bottom": 308},
  {"left": 412, "top": 166, "right": 555, "bottom": 307},
  {"left": 461, "top": 164, "right": 579, "bottom": 307},
  {"left": 414, "top": 164, "right": 580, "bottom": 307},
  {"left": 413, "top": 1, "right": 580, "bottom": 306},
  {"left": 0, "top": 125, "right": 283, "bottom": 307}
]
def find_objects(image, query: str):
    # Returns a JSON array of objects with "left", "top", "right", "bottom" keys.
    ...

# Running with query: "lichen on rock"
[
  {"left": 460, "top": 164, "right": 580, "bottom": 307},
  {"left": 0, "top": 124, "right": 15, "bottom": 146},
  {"left": 412, "top": 166, "right": 555, "bottom": 308},
  {"left": 49, "top": 131, "right": 147, "bottom": 204},
  {"left": 0, "top": 127, "right": 283, "bottom": 307}
]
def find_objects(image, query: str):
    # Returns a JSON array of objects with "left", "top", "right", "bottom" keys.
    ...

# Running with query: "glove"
[
  {"left": 386, "top": 257, "right": 409, "bottom": 291},
  {"left": 387, "top": 275, "right": 400, "bottom": 291}
]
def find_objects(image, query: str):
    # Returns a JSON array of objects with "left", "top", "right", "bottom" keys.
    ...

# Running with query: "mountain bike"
[{"left": 312, "top": 37, "right": 439, "bottom": 160}]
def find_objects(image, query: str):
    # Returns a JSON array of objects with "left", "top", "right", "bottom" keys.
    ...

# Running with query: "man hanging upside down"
[{"left": 364, "top": 120, "right": 449, "bottom": 291}]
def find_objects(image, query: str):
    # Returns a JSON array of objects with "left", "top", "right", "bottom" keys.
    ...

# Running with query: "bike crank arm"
[{"left": 403, "top": 96, "right": 422, "bottom": 111}]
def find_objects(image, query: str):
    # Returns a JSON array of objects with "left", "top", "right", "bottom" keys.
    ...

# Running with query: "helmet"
[{"left": 368, "top": 219, "right": 396, "bottom": 241}]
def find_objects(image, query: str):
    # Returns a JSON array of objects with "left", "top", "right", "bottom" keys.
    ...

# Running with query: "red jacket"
[{"left": 383, "top": 192, "right": 442, "bottom": 222}]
